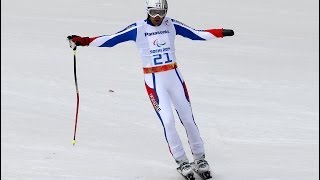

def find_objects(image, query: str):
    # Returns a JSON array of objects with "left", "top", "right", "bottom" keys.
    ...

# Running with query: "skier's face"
[
  {"left": 147, "top": 7, "right": 167, "bottom": 26},
  {"left": 147, "top": 8, "right": 167, "bottom": 18},
  {"left": 149, "top": 15, "right": 164, "bottom": 26}
]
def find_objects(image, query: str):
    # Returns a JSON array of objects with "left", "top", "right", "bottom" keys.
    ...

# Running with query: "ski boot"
[
  {"left": 191, "top": 157, "right": 212, "bottom": 179},
  {"left": 177, "top": 160, "right": 195, "bottom": 180}
]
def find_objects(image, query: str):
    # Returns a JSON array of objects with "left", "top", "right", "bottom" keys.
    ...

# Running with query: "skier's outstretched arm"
[
  {"left": 171, "top": 19, "right": 234, "bottom": 40},
  {"left": 67, "top": 23, "right": 137, "bottom": 49}
]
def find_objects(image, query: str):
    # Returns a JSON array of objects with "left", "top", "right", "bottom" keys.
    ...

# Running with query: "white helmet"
[
  {"left": 146, "top": 0, "right": 168, "bottom": 18},
  {"left": 146, "top": 0, "right": 168, "bottom": 11}
]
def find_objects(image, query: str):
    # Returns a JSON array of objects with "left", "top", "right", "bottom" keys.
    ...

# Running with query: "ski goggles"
[{"left": 147, "top": 8, "right": 167, "bottom": 18}]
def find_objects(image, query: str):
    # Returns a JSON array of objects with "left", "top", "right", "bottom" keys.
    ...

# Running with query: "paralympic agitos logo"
[{"left": 153, "top": 39, "right": 166, "bottom": 47}]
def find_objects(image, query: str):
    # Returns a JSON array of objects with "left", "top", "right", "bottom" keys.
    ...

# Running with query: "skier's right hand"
[{"left": 67, "top": 35, "right": 90, "bottom": 50}]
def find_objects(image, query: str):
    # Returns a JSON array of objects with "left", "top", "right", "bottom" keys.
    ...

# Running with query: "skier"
[{"left": 67, "top": 0, "right": 234, "bottom": 179}]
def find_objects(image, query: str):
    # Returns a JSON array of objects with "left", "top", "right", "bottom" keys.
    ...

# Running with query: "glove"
[
  {"left": 222, "top": 29, "right": 234, "bottom": 36},
  {"left": 67, "top": 35, "right": 90, "bottom": 49},
  {"left": 206, "top": 29, "right": 234, "bottom": 38}
]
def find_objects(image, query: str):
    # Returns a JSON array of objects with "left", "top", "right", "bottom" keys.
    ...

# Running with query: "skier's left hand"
[{"left": 222, "top": 29, "right": 234, "bottom": 36}]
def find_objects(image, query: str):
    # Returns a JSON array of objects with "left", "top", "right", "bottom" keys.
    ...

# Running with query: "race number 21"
[{"left": 153, "top": 53, "right": 172, "bottom": 65}]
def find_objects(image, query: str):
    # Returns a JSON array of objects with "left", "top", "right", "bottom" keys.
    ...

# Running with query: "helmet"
[
  {"left": 146, "top": 0, "right": 168, "bottom": 18},
  {"left": 146, "top": 0, "right": 168, "bottom": 10}
]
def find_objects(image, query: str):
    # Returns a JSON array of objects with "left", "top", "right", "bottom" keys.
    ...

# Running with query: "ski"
[{"left": 177, "top": 167, "right": 195, "bottom": 180}]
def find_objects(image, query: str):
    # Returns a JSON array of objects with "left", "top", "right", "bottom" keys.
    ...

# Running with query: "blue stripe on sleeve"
[
  {"left": 174, "top": 24, "right": 205, "bottom": 41},
  {"left": 99, "top": 27, "right": 137, "bottom": 47}
]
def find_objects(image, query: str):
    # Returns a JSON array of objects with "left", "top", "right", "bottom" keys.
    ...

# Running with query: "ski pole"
[{"left": 72, "top": 47, "right": 80, "bottom": 146}]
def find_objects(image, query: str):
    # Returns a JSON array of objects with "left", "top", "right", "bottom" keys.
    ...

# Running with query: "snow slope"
[{"left": 2, "top": 0, "right": 319, "bottom": 179}]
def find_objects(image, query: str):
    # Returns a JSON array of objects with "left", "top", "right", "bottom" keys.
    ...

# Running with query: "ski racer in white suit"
[{"left": 68, "top": 0, "right": 234, "bottom": 178}]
